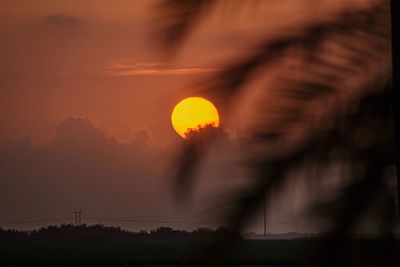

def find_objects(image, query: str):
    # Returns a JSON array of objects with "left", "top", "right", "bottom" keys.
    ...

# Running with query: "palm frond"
[
  {"left": 155, "top": 0, "right": 216, "bottom": 52},
  {"left": 156, "top": 0, "right": 395, "bottom": 266}
]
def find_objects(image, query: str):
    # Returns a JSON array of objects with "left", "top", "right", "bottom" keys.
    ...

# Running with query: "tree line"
[{"left": 0, "top": 224, "right": 241, "bottom": 242}]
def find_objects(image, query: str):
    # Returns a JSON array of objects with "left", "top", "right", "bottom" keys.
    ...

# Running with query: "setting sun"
[{"left": 171, "top": 97, "right": 220, "bottom": 138}]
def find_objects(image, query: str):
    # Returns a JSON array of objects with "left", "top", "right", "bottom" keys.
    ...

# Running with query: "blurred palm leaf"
[
  {"left": 155, "top": 0, "right": 215, "bottom": 53},
  {"left": 155, "top": 0, "right": 397, "bottom": 266}
]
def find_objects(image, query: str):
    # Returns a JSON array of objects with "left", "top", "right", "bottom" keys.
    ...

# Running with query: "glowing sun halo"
[{"left": 171, "top": 97, "right": 220, "bottom": 138}]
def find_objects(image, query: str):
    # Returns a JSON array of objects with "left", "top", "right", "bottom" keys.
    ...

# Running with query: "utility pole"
[
  {"left": 292, "top": 213, "right": 299, "bottom": 233},
  {"left": 74, "top": 209, "right": 83, "bottom": 225},
  {"left": 74, "top": 209, "right": 77, "bottom": 225},
  {"left": 266, "top": 205, "right": 271, "bottom": 236},
  {"left": 263, "top": 199, "right": 267, "bottom": 239},
  {"left": 263, "top": 197, "right": 271, "bottom": 238}
]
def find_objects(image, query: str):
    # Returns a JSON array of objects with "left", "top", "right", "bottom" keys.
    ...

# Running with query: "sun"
[{"left": 171, "top": 97, "right": 220, "bottom": 138}]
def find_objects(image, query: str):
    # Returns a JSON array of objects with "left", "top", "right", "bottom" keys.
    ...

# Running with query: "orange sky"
[
  {"left": 0, "top": 0, "right": 372, "bottom": 145},
  {"left": 0, "top": 0, "right": 379, "bottom": 231}
]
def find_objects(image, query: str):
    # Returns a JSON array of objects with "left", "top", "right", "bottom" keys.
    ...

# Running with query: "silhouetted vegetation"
[
  {"left": 0, "top": 224, "right": 241, "bottom": 242},
  {"left": 0, "top": 228, "right": 27, "bottom": 241},
  {"left": 1, "top": 225, "right": 398, "bottom": 266}
]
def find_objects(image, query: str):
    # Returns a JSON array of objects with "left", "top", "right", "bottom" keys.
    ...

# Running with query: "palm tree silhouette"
[{"left": 155, "top": 1, "right": 398, "bottom": 266}]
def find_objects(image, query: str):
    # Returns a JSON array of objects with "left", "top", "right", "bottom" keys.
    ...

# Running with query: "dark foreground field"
[
  {"left": 2, "top": 238, "right": 400, "bottom": 267},
  {"left": 1, "top": 225, "right": 399, "bottom": 266},
  {"left": 0, "top": 239, "right": 304, "bottom": 267}
]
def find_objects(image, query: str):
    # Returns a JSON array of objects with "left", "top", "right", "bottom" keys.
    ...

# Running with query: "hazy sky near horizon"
[{"left": 0, "top": 0, "right": 377, "bottom": 231}]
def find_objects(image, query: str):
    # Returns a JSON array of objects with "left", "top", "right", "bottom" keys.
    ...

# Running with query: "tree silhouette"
[{"left": 155, "top": 0, "right": 398, "bottom": 266}]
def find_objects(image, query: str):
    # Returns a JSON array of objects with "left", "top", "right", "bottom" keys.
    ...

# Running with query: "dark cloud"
[
  {"left": 0, "top": 116, "right": 249, "bottom": 231},
  {"left": 0, "top": 116, "right": 305, "bottom": 233},
  {"left": 44, "top": 14, "right": 82, "bottom": 28},
  {"left": 0, "top": 117, "right": 170, "bottom": 225}
]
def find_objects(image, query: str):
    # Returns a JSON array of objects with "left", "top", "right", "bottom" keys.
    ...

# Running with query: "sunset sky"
[
  {"left": 0, "top": 0, "right": 378, "bottom": 232},
  {"left": 0, "top": 0, "right": 369, "bottom": 144}
]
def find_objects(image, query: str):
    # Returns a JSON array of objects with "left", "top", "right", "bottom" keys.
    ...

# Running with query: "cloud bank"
[{"left": 0, "top": 117, "right": 172, "bottom": 225}]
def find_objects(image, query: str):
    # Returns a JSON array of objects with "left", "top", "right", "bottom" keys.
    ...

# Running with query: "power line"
[
  {"left": 82, "top": 217, "right": 217, "bottom": 225},
  {"left": 0, "top": 215, "right": 385, "bottom": 230},
  {"left": 0, "top": 218, "right": 74, "bottom": 225}
]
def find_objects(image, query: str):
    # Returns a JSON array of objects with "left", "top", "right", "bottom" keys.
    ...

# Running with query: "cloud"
[
  {"left": 0, "top": 116, "right": 169, "bottom": 223},
  {"left": 0, "top": 116, "right": 244, "bottom": 231},
  {"left": 104, "top": 60, "right": 217, "bottom": 77},
  {"left": 44, "top": 14, "right": 82, "bottom": 28},
  {"left": 0, "top": 116, "right": 307, "bottom": 233}
]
